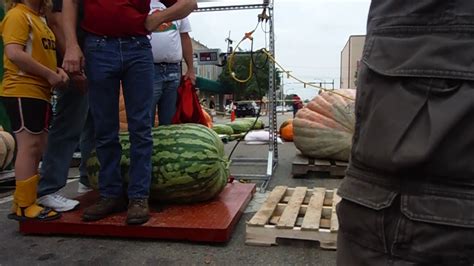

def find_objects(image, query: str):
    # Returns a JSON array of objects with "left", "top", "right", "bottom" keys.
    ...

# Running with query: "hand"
[
  {"left": 183, "top": 70, "right": 196, "bottom": 85},
  {"left": 70, "top": 72, "right": 88, "bottom": 95},
  {"left": 145, "top": 11, "right": 164, "bottom": 32},
  {"left": 48, "top": 68, "right": 70, "bottom": 89},
  {"left": 62, "top": 44, "right": 85, "bottom": 74}
]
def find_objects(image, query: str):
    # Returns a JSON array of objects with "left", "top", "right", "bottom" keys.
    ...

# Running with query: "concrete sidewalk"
[{"left": 0, "top": 113, "right": 341, "bottom": 265}]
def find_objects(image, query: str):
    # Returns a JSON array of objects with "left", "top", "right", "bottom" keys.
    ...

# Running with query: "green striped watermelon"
[
  {"left": 225, "top": 118, "right": 264, "bottom": 134},
  {"left": 212, "top": 124, "right": 234, "bottom": 135},
  {"left": 242, "top": 118, "right": 265, "bottom": 129},
  {"left": 87, "top": 124, "right": 229, "bottom": 203}
]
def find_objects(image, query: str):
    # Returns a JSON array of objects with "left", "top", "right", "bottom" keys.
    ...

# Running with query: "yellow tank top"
[{"left": 0, "top": 4, "right": 57, "bottom": 102}]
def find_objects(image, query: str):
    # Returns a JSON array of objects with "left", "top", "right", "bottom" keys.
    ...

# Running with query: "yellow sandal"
[{"left": 7, "top": 175, "right": 61, "bottom": 221}]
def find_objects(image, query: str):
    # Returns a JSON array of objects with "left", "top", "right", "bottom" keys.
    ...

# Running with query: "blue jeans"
[
  {"left": 78, "top": 113, "right": 95, "bottom": 179},
  {"left": 38, "top": 84, "right": 95, "bottom": 197},
  {"left": 150, "top": 63, "right": 180, "bottom": 126},
  {"left": 84, "top": 34, "right": 153, "bottom": 199}
]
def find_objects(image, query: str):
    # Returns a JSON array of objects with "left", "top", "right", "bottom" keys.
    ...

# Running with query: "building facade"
[
  {"left": 187, "top": 39, "right": 222, "bottom": 81},
  {"left": 188, "top": 39, "right": 226, "bottom": 111},
  {"left": 340, "top": 35, "right": 365, "bottom": 89}
]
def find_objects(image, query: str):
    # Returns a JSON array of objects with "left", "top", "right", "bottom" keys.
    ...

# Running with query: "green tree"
[{"left": 218, "top": 53, "right": 280, "bottom": 101}]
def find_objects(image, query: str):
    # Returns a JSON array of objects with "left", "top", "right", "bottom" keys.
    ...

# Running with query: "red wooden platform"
[{"left": 19, "top": 183, "right": 255, "bottom": 243}]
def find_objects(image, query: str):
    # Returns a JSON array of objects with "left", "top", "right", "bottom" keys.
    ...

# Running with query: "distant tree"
[{"left": 218, "top": 53, "right": 280, "bottom": 101}]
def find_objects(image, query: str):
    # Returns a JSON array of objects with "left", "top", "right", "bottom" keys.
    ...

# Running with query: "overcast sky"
[{"left": 188, "top": 0, "right": 371, "bottom": 100}]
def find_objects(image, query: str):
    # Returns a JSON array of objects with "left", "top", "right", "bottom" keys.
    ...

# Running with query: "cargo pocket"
[
  {"left": 392, "top": 193, "right": 474, "bottom": 265},
  {"left": 353, "top": 56, "right": 468, "bottom": 174},
  {"left": 336, "top": 198, "right": 388, "bottom": 253},
  {"left": 352, "top": 64, "right": 434, "bottom": 172},
  {"left": 363, "top": 28, "right": 474, "bottom": 80}
]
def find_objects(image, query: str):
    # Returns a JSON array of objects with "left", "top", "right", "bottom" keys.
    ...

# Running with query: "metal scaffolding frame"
[{"left": 195, "top": 1, "right": 277, "bottom": 191}]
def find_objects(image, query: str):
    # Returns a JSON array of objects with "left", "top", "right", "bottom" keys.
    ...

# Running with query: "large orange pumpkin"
[
  {"left": 293, "top": 89, "right": 356, "bottom": 161},
  {"left": 279, "top": 119, "right": 293, "bottom": 141}
]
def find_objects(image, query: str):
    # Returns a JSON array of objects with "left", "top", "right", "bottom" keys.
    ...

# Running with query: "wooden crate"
[
  {"left": 246, "top": 186, "right": 341, "bottom": 249},
  {"left": 292, "top": 153, "right": 348, "bottom": 177}
]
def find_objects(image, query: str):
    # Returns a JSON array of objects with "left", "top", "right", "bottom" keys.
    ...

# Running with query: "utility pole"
[
  {"left": 314, "top": 80, "right": 335, "bottom": 90},
  {"left": 280, "top": 71, "right": 291, "bottom": 112},
  {"left": 225, "top": 31, "right": 233, "bottom": 54}
]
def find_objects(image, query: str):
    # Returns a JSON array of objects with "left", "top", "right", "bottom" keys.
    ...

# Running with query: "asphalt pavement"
[{"left": 0, "top": 113, "right": 341, "bottom": 265}]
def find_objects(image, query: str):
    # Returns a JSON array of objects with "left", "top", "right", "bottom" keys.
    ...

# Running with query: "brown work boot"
[
  {"left": 126, "top": 199, "right": 150, "bottom": 225},
  {"left": 82, "top": 197, "right": 126, "bottom": 221}
]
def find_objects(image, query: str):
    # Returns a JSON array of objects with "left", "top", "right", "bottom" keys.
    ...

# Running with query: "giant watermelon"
[
  {"left": 293, "top": 89, "right": 356, "bottom": 161},
  {"left": 87, "top": 124, "right": 229, "bottom": 203}
]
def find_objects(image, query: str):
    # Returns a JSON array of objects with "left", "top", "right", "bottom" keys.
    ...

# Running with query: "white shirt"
[{"left": 149, "top": 0, "right": 192, "bottom": 63}]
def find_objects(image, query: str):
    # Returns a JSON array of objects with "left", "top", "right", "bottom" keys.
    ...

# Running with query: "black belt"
[{"left": 154, "top": 62, "right": 180, "bottom": 66}]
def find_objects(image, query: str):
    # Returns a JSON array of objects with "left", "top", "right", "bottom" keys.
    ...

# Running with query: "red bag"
[{"left": 172, "top": 78, "right": 209, "bottom": 127}]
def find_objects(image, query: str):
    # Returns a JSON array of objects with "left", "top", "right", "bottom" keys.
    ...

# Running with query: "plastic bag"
[{"left": 172, "top": 78, "right": 211, "bottom": 127}]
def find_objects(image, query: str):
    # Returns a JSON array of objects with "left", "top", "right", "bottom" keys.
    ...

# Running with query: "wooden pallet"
[
  {"left": 246, "top": 186, "right": 341, "bottom": 249},
  {"left": 292, "top": 153, "right": 348, "bottom": 177}
]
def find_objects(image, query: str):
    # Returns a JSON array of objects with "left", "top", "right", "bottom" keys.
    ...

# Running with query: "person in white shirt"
[{"left": 149, "top": 0, "right": 196, "bottom": 126}]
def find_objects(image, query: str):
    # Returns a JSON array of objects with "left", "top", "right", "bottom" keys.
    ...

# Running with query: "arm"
[
  {"left": 47, "top": 2, "right": 87, "bottom": 93},
  {"left": 145, "top": 0, "right": 197, "bottom": 31},
  {"left": 4, "top": 44, "right": 69, "bottom": 88},
  {"left": 180, "top": 32, "right": 195, "bottom": 84},
  {"left": 62, "top": 0, "right": 84, "bottom": 73},
  {"left": 46, "top": 10, "right": 66, "bottom": 56}
]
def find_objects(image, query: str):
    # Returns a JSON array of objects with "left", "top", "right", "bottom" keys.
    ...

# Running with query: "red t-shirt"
[{"left": 82, "top": 0, "right": 150, "bottom": 37}]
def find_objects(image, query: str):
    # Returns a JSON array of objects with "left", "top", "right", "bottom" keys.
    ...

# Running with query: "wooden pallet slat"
[
  {"left": 312, "top": 158, "right": 331, "bottom": 166},
  {"left": 248, "top": 186, "right": 287, "bottom": 226},
  {"left": 301, "top": 187, "right": 326, "bottom": 230},
  {"left": 292, "top": 153, "right": 348, "bottom": 178},
  {"left": 276, "top": 187, "right": 307, "bottom": 228},
  {"left": 246, "top": 186, "right": 340, "bottom": 250}
]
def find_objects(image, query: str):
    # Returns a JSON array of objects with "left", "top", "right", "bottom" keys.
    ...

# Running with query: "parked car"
[{"left": 235, "top": 103, "right": 257, "bottom": 117}]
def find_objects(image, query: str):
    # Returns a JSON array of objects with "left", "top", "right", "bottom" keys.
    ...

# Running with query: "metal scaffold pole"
[
  {"left": 266, "top": 0, "right": 278, "bottom": 190},
  {"left": 195, "top": 0, "right": 277, "bottom": 191}
]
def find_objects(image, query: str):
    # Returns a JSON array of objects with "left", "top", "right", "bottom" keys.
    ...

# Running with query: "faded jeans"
[
  {"left": 38, "top": 84, "right": 94, "bottom": 197},
  {"left": 150, "top": 62, "right": 180, "bottom": 126}
]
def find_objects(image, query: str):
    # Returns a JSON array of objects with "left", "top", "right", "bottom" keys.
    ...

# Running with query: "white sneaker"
[
  {"left": 37, "top": 194, "right": 80, "bottom": 212},
  {"left": 77, "top": 182, "right": 93, "bottom": 194}
]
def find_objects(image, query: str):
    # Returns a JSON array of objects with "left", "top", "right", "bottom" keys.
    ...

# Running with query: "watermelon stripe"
[
  {"left": 153, "top": 164, "right": 225, "bottom": 191},
  {"left": 152, "top": 171, "right": 225, "bottom": 202}
]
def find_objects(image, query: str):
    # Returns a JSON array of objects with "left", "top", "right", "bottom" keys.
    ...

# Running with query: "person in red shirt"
[
  {"left": 292, "top": 95, "right": 303, "bottom": 118},
  {"left": 62, "top": 0, "right": 196, "bottom": 225}
]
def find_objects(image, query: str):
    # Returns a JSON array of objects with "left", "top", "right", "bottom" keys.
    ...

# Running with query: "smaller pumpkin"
[{"left": 279, "top": 119, "right": 294, "bottom": 141}]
